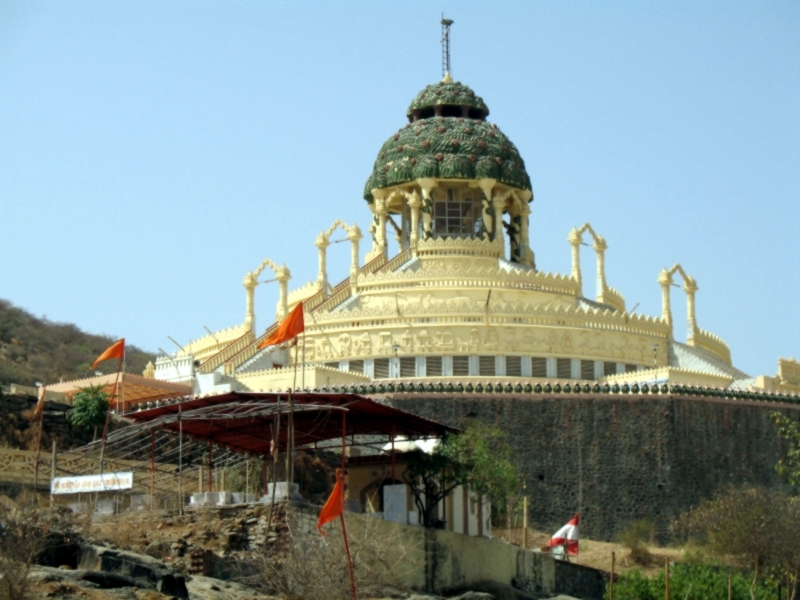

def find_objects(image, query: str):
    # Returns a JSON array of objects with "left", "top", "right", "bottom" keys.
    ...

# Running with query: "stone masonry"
[{"left": 389, "top": 393, "right": 796, "bottom": 541}]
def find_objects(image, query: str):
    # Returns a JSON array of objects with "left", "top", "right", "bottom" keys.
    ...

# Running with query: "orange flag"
[
  {"left": 92, "top": 339, "right": 125, "bottom": 369},
  {"left": 257, "top": 303, "right": 304, "bottom": 349},
  {"left": 317, "top": 469, "right": 345, "bottom": 535}
]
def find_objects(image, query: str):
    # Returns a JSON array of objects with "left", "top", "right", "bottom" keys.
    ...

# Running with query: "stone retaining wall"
[
  {"left": 0, "top": 393, "right": 93, "bottom": 451},
  {"left": 389, "top": 393, "right": 796, "bottom": 541}
]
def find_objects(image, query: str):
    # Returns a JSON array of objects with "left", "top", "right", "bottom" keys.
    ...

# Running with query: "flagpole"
[
  {"left": 288, "top": 338, "right": 298, "bottom": 488},
  {"left": 339, "top": 411, "right": 357, "bottom": 600},
  {"left": 99, "top": 354, "right": 123, "bottom": 476}
]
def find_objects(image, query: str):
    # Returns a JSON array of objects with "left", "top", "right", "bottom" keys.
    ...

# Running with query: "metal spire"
[{"left": 441, "top": 16, "right": 453, "bottom": 79}]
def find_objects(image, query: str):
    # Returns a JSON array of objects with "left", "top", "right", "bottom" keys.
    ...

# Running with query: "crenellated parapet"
[
  {"left": 779, "top": 358, "right": 800, "bottom": 387},
  {"left": 689, "top": 328, "right": 732, "bottom": 365}
]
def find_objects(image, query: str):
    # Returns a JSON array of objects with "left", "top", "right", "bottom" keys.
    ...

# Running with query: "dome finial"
[
  {"left": 441, "top": 71, "right": 453, "bottom": 84},
  {"left": 441, "top": 16, "right": 454, "bottom": 78}
]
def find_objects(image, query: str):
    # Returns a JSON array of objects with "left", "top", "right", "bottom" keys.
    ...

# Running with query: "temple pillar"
[
  {"left": 684, "top": 277, "right": 699, "bottom": 341},
  {"left": 315, "top": 233, "right": 330, "bottom": 294},
  {"left": 568, "top": 228, "right": 582, "bottom": 294},
  {"left": 417, "top": 178, "right": 436, "bottom": 240},
  {"left": 243, "top": 270, "right": 257, "bottom": 332},
  {"left": 508, "top": 202, "right": 521, "bottom": 262},
  {"left": 518, "top": 193, "right": 533, "bottom": 267},
  {"left": 477, "top": 179, "right": 496, "bottom": 241},
  {"left": 593, "top": 235, "right": 608, "bottom": 302},
  {"left": 408, "top": 191, "right": 422, "bottom": 253},
  {"left": 376, "top": 198, "right": 388, "bottom": 255},
  {"left": 658, "top": 269, "right": 673, "bottom": 336},
  {"left": 492, "top": 194, "right": 506, "bottom": 254},
  {"left": 275, "top": 265, "right": 291, "bottom": 321},
  {"left": 348, "top": 225, "right": 362, "bottom": 289}
]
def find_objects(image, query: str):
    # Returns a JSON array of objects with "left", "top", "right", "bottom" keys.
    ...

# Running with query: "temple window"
[
  {"left": 374, "top": 358, "right": 390, "bottom": 379},
  {"left": 603, "top": 361, "right": 617, "bottom": 376},
  {"left": 581, "top": 360, "right": 595, "bottom": 380},
  {"left": 426, "top": 356, "right": 443, "bottom": 376},
  {"left": 479, "top": 356, "right": 496, "bottom": 376},
  {"left": 399, "top": 356, "right": 416, "bottom": 377},
  {"left": 506, "top": 356, "right": 522, "bottom": 377},
  {"left": 625, "top": 363, "right": 638, "bottom": 373},
  {"left": 349, "top": 360, "right": 364, "bottom": 373},
  {"left": 556, "top": 358, "right": 572, "bottom": 379},
  {"left": 452, "top": 356, "right": 469, "bottom": 376},
  {"left": 531, "top": 357, "right": 547, "bottom": 377},
  {"left": 433, "top": 188, "right": 483, "bottom": 239}
]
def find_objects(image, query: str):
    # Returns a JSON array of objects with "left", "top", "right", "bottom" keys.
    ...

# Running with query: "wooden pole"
[
  {"left": 728, "top": 570, "right": 732, "bottom": 600},
  {"left": 33, "top": 409, "right": 44, "bottom": 490},
  {"left": 150, "top": 430, "right": 156, "bottom": 498},
  {"left": 245, "top": 459, "right": 250, "bottom": 496},
  {"left": 665, "top": 558, "right": 670, "bottom": 600},
  {"left": 340, "top": 411, "right": 358, "bottom": 600},
  {"left": 49, "top": 440, "right": 57, "bottom": 506},
  {"left": 610, "top": 552, "right": 615, "bottom": 600},
  {"left": 199, "top": 466, "right": 203, "bottom": 493},
  {"left": 522, "top": 496, "right": 528, "bottom": 549},
  {"left": 265, "top": 395, "right": 283, "bottom": 540}
]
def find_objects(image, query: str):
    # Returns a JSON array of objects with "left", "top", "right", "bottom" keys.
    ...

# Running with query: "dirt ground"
[{"left": 492, "top": 527, "right": 685, "bottom": 576}]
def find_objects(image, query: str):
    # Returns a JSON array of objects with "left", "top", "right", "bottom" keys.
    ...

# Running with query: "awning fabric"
[{"left": 125, "top": 391, "right": 456, "bottom": 455}]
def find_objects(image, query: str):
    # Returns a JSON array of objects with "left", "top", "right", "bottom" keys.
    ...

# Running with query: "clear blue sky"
[{"left": 1, "top": 1, "right": 798, "bottom": 378}]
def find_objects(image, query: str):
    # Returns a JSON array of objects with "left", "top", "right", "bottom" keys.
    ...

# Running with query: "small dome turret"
[{"left": 364, "top": 78, "right": 531, "bottom": 203}]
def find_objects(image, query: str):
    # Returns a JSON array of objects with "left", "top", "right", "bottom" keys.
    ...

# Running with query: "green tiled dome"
[
  {"left": 407, "top": 81, "right": 489, "bottom": 118},
  {"left": 364, "top": 117, "right": 532, "bottom": 202}
]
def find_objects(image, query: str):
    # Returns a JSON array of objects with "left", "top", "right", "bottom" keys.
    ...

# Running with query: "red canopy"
[{"left": 126, "top": 391, "right": 456, "bottom": 455}]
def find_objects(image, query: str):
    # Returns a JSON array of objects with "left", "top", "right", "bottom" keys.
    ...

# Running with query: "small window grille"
[
  {"left": 427, "top": 356, "right": 443, "bottom": 377},
  {"left": 324, "top": 362, "right": 339, "bottom": 370},
  {"left": 603, "top": 361, "right": 617, "bottom": 376},
  {"left": 531, "top": 357, "right": 547, "bottom": 378},
  {"left": 625, "top": 364, "right": 638, "bottom": 373},
  {"left": 479, "top": 356, "right": 496, "bottom": 376},
  {"left": 400, "top": 357, "right": 416, "bottom": 378},
  {"left": 349, "top": 360, "right": 364, "bottom": 374},
  {"left": 581, "top": 360, "right": 595, "bottom": 380},
  {"left": 374, "top": 358, "right": 390, "bottom": 379},
  {"left": 506, "top": 356, "right": 522, "bottom": 377},
  {"left": 452, "top": 356, "right": 469, "bottom": 377},
  {"left": 556, "top": 358, "right": 572, "bottom": 379}
]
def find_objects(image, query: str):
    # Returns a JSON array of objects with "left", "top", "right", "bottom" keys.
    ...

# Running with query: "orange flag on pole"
[
  {"left": 317, "top": 469, "right": 345, "bottom": 535},
  {"left": 258, "top": 303, "right": 304, "bottom": 349},
  {"left": 92, "top": 339, "right": 125, "bottom": 369}
]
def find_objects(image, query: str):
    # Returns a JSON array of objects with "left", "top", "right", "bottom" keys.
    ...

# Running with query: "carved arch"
[{"left": 658, "top": 263, "right": 698, "bottom": 339}]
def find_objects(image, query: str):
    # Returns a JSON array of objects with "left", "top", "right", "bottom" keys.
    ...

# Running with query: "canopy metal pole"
[
  {"left": 340, "top": 411, "right": 358, "bottom": 600},
  {"left": 208, "top": 442, "right": 213, "bottom": 492},
  {"left": 178, "top": 412, "right": 183, "bottom": 515}
]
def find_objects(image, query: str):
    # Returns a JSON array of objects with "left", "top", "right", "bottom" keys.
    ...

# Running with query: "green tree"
[
  {"left": 607, "top": 562, "right": 774, "bottom": 600},
  {"left": 772, "top": 411, "right": 800, "bottom": 485},
  {"left": 402, "top": 423, "right": 520, "bottom": 529},
  {"left": 675, "top": 487, "right": 800, "bottom": 600},
  {"left": 67, "top": 384, "right": 110, "bottom": 440}
]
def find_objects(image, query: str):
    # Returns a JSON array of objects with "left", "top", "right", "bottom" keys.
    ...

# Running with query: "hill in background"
[{"left": 0, "top": 299, "right": 156, "bottom": 387}]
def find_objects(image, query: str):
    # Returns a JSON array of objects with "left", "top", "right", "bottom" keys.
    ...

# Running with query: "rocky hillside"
[{"left": 0, "top": 299, "right": 155, "bottom": 387}]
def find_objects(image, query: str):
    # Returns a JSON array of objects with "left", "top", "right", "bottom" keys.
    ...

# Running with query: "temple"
[{"left": 145, "top": 73, "right": 799, "bottom": 399}]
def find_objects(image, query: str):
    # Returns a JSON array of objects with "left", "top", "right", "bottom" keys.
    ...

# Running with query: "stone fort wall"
[{"left": 389, "top": 393, "right": 797, "bottom": 541}]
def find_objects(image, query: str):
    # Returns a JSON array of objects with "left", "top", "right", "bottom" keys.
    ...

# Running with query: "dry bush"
[
  {"left": 253, "top": 508, "right": 421, "bottom": 600},
  {"left": 0, "top": 492, "right": 83, "bottom": 600}
]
